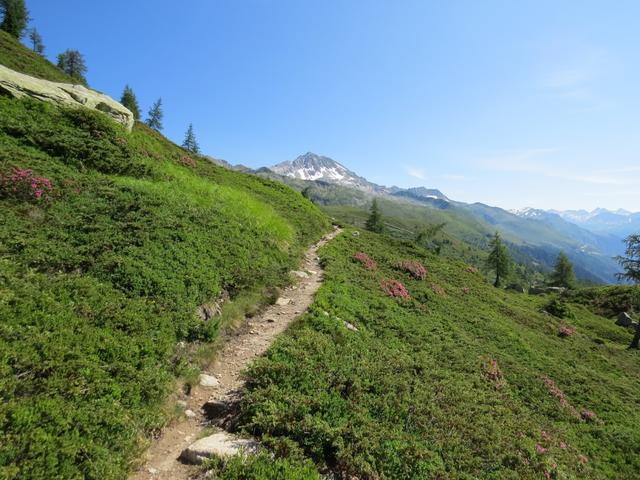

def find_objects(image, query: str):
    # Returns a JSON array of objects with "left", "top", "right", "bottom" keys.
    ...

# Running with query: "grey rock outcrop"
[
  {"left": 180, "top": 431, "right": 258, "bottom": 464},
  {"left": 0, "top": 64, "right": 134, "bottom": 130},
  {"left": 616, "top": 312, "right": 634, "bottom": 327}
]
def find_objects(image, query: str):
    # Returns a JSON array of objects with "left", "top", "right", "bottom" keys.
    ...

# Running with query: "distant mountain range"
[
  {"left": 549, "top": 208, "right": 640, "bottom": 238},
  {"left": 265, "top": 152, "right": 633, "bottom": 284}
]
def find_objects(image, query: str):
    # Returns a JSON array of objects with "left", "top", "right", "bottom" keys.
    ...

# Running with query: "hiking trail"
[{"left": 130, "top": 227, "right": 342, "bottom": 480}]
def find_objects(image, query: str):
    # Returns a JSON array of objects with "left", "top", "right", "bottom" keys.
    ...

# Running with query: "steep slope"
[
  {"left": 229, "top": 229, "right": 640, "bottom": 479},
  {"left": 0, "top": 94, "right": 328, "bottom": 479},
  {"left": 0, "top": 30, "right": 76, "bottom": 83}
]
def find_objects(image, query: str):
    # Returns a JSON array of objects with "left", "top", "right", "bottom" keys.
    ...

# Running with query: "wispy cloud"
[
  {"left": 478, "top": 148, "right": 640, "bottom": 186},
  {"left": 405, "top": 166, "right": 427, "bottom": 180},
  {"left": 540, "top": 47, "right": 612, "bottom": 108}
]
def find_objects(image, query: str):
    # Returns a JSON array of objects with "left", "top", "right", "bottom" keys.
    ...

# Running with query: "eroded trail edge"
[{"left": 131, "top": 227, "right": 341, "bottom": 480}]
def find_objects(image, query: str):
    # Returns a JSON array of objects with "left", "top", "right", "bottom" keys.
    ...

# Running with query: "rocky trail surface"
[{"left": 130, "top": 227, "right": 341, "bottom": 480}]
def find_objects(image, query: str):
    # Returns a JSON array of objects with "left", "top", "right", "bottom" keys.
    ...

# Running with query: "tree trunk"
[
  {"left": 630, "top": 324, "right": 640, "bottom": 349},
  {"left": 494, "top": 273, "right": 500, "bottom": 288}
]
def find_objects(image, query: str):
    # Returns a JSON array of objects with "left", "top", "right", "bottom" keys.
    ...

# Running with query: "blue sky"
[{"left": 25, "top": 0, "right": 640, "bottom": 211}]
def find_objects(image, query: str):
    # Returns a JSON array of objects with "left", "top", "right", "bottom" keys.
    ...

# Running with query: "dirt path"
[{"left": 130, "top": 227, "right": 341, "bottom": 480}]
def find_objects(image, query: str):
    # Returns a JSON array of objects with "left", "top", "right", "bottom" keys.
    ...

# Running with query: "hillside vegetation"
[
  {"left": 0, "top": 29, "right": 75, "bottom": 83},
  {"left": 230, "top": 230, "right": 639, "bottom": 479},
  {"left": 0, "top": 91, "right": 328, "bottom": 478}
]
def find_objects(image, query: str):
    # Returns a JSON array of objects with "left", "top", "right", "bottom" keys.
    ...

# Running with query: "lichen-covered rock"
[
  {"left": 0, "top": 64, "right": 134, "bottom": 130},
  {"left": 180, "top": 432, "right": 258, "bottom": 464}
]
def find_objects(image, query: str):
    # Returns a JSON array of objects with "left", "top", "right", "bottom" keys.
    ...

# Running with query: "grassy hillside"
[
  {"left": 0, "top": 95, "right": 329, "bottom": 479},
  {"left": 230, "top": 229, "right": 639, "bottom": 479},
  {"left": 0, "top": 30, "right": 76, "bottom": 83}
]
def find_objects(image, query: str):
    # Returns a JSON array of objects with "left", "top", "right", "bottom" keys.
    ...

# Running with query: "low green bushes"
[
  {"left": 0, "top": 97, "right": 328, "bottom": 479},
  {"left": 236, "top": 229, "right": 640, "bottom": 479}
]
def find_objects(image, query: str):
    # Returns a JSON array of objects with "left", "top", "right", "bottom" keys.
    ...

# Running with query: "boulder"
[
  {"left": 343, "top": 321, "right": 359, "bottom": 332},
  {"left": 506, "top": 283, "right": 526, "bottom": 293},
  {"left": 290, "top": 270, "right": 309, "bottom": 279},
  {"left": 530, "top": 286, "right": 566, "bottom": 295},
  {"left": 199, "top": 374, "right": 220, "bottom": 388},
  {"left": 616, "top": 312, "right": 634, "bottom": 327},
  {"left": 180, "top": 432, "right": 259, "bottom": 464},
  {"left": 0, "top": 64, "right": 134, "bottom": 130},
  {"left": 275, "top": 297, "right": 292, "bottom": 306}
]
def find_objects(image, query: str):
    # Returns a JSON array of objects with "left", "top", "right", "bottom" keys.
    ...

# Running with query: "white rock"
[
  {"left": 291, "top": 270, "right": 309, "bottom": 278},
  {"left": 343, "top": 321, "right": 359, "bottom": 332},
  {"left": 0, "top": 64, "right": 134, "bottom": 130},
  {"left": 199, "top": 374, "right": 220, "bottom": 387},
  {"left": 275, "top": 297, "right": 292, "bottom": 306},
  {"left": 180, "top": 432, "right": 259, "bottom": 464},
  {"left": 184, "top": 409, "right": 197, "bottom": 418},
  {"left": 147, "top": 467, "right": 158, "bottom": 475}
]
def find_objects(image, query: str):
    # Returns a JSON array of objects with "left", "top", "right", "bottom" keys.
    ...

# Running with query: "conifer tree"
[
  {"left": 549, "top": 252, "right": 575, "bottom": 288},
  {"left": 616, "top": 234, "right": 640, "bottom": 284},
  {"left": 120, "top": 85, "right": 141, "bottom": 120},
  {"left": 28, "top": 27, "right": 44, "bottom": 55},
  {"left": 182, "top": 123, "right": 200, "bottom": 153},
  {"left": 56, "top": 49, "right": 87, "bottom": 83},
  {"left": 0, "top": 0, "right": 28, "bottom": 38},
  {"left": 486, "top": 232, "right": 513, "bottom": 287},
  {"left": 146, "top": 98, "right": 163, "bottom": 131},
  {"left": 365, "top": 198, "right": 384, "bottom": 233}
]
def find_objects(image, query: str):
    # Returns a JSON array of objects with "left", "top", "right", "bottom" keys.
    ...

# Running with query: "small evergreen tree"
[
  {"left": 0, "top": 0, "right": 28, "bottom": 38},
  {"left": 56, "top": 49, "right": 87, "bottom": 83},
  {"left": 486, "top": 232, "right": 513, "bottom": 287},
  {"left": 301, "top": 186, "right": 312, "bottom": 200},
  {"left": 120, "top": 85, "right": 140, "bottom": 120},
  {"left": 146, "top": 98, "right": 163, "bottom": 131},
  {"left": 28, "top": 27, "right": 44, "bottom": 55},
  {"left": 549, "top": 252, "right": 576, "bottom": 288},
  {"left": 182, "top": 123, "right": 200, "bottom": 153},
  {"left": 616, "top": 234, "right": 640, "bottom": 284},
  {"left": 365, "top": 199, "right": 384, "bottom": 233}
]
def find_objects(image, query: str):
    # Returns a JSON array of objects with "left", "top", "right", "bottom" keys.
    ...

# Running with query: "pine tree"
[
  {"left": 28, "top": 27, "right": 44, "bottom": 55},
  {"left": 56, "top": 50, "right": 87, "bottom": 84},
  {"left": 549, "top": 252, "right": 576, "bottom": 288},
  {"left": 486, "top": 232, "right": 513, "bottom": 287},
  {"left": 0, "top": 0, "right": 28, "bottom": 38},
  {"left": 616, "top": 234, "right": 640, "bottom": 284},
  {"left": 146, "top": 98, "right": 163, "bottom": 131},
  {"left": 365, "top": 199, "right": 384, "bottom": 233},
  {"left": 120, "top": 85, "right": 141, "bottom": 120},
  {"left": 182, "top": 123, "right": 199, "bottom": 153}
]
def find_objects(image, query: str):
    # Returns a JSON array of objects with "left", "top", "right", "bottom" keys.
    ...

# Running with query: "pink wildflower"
[
  {"left": 559, "top": 442, "right": 567, "bottom": 450},
  {"left": 580, "top": 409, "right": 597, "bottom": 422},
  {"left": 380, "top": 279, "right": 410, "bottom": 299},
  {"left": 353, "top": 252, "right": 377, "bottom": 270},
  {"left": 558, "top": 325, "right": 577, "bottom": 337},
  {"left": 481, "top": 358, "right": 506, "bottom": 389},
  {"left": 396, "top": 260, "right": 427, "bottom": 280},
  {"left": 536, "top": 444, "right": 547, "bottom": 455},
  {"left": 462, "top": 287, "right": 470, "bottom": 294}
]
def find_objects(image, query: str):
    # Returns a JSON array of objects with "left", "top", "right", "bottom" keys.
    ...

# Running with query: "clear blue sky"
[{"left": 26, "top": 0, "right": 640, "bottom": 211}]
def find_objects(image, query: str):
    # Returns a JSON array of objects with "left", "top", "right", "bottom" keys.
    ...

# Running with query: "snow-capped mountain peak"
[
  {"left": 510, "top": 207, "right": 546, "bottom": 218},
  {"left": 270, "top": 152, "right": 382, "bottom": 192}
]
